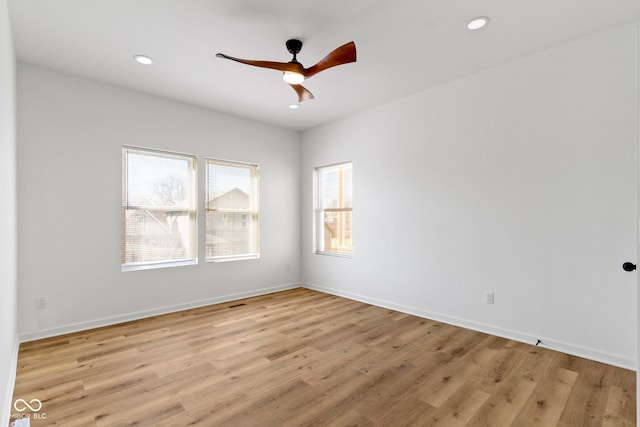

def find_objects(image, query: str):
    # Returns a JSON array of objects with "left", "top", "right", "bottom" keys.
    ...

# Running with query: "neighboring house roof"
[{"left": 207, "top": 188, "right": 249, "bottom": 210}]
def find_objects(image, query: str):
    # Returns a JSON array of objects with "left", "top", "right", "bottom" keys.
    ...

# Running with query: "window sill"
[
  {"left": 122, "top": 258, "right": 197, "bottom": 272},
  {"left": 315, "top": 251, "right": 352, "bottom": 259},
  {"left": 206, "top": 254, "right": 260, "bottom": 263}
]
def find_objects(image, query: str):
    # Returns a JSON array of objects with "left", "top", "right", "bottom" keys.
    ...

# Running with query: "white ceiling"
[{"left": 8, "top": 0, "right": 640, "bottom": 131}]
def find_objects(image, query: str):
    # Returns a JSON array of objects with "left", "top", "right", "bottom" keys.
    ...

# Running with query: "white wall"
[
  {"left": 0, "top": 0, "right": 17, "bottom": 422},
  {"left": 302, "top": 24, "right": 638, "bottom": 369},
  {"left": 17, "top": 63, "right": 301, "bottom": 339}
]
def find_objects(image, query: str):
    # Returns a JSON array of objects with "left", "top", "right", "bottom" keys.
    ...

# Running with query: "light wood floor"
[{"left": 10, "top": 288, "right": 636, "bottom": 426}]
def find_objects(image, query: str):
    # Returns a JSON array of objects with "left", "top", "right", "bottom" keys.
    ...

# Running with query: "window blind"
[
  {"left": 205, "top": 159, "right": 259, "bottom": 261},
  {"left": 316, "top": 162, "right": 353, "bottom": 255},
  {"left": 122, "top": 147, "right": 197, "bottom": 270}
]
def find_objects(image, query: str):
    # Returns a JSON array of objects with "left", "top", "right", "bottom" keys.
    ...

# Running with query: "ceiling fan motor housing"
[{"left": 286, "top": 39, "right": 303, "bottom": 55}]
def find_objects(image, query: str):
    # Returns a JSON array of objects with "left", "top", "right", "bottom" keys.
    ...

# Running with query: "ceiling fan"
[{"left": 216, "top": 39, "right": 357, "bottom": 102}]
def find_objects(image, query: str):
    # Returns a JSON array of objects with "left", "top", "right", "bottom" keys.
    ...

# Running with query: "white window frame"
[
  {"left": 122, "top": 146, "right": 198, "bottom": 271},
  {"left": 315, "top": 161, "right": 353, "bottom": 257},
  {"left": 205, "top": 158, "right": 260, "bottom": 262}
]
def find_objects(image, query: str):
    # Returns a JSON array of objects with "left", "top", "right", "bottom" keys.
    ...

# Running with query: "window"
[
  {"left": 316, "top": 162, "right": 353, "bottom": 256},
  {"left": 122, "top": 147, "right": 197, "bottom": 271},
  {"left": 206, "top": 159, "right": 259, "bottom": 261}
]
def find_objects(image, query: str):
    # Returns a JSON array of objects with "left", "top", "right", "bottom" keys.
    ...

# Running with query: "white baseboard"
[
  {"left": 2, "top": 336, "right": 19, "bottom": 426},
  {"left": 19, "top": 283, "right": 301, "bottom": 343},
  {"left": 302, "top": 282, "right": 636, "bottom": 371}
]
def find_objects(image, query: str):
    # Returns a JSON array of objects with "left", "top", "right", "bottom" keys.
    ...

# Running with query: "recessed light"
[
  {"left": 288, "top": 104, "right": 299, "bottom": 110},
  {"left": 133, "top": 55, "right": 154, "bottom": 65},
  {"left": 466, "top": 16, "right": 490, "bottom": 31}
]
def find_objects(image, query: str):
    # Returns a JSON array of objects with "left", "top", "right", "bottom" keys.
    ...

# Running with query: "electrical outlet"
[
  {"left": 36, "top": 296, "right": 48, "bottom": 310},
  {"left": 484, "top": 291, "right": 494, "bottom": 305}
]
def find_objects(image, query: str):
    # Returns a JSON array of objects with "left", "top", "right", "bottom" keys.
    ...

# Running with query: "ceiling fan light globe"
[{"left": 283, "top": 72, "right": 304, "bottom": 84}]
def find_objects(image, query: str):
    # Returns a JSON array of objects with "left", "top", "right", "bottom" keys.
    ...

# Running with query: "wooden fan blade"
[
  {"left": 303, "top": 41, "right": 356, "bottom": 79},
  {"left": 289, "top": 84, "right": 315, "bottom": 102},
  {"left": 216, "top": 53, "right": 303, "bottom": 74}
]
